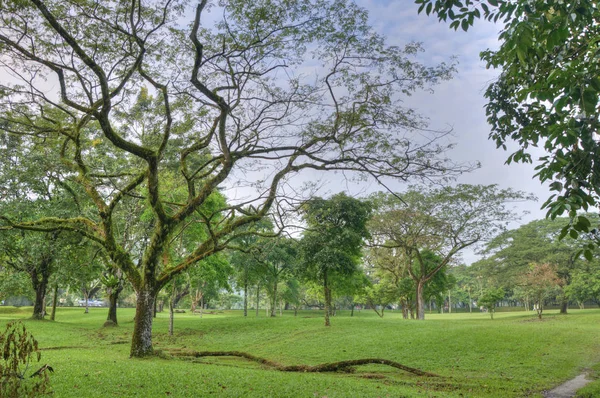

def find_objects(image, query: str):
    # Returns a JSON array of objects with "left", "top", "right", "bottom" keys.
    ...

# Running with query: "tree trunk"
[
  {"left": 50, "top": 284, "right": 59, "bottom": 321},
  {"left": 350, "top": 303, "right": 354, "bottom": 317},
  {"left": 30, "top": 254, "right": 52, "bottom": 320},
  {"left": 416, "top": 281, "right": 425, "bottom": 320},
  {"left": 106, "top": 284, "right": 123, "bottom": 326},
  {"left": 243, "top": 280, "right": 248, "bottom": 317},
  {"left": 448, "top": 290, "right": 451, "bottom": 314},
  {"left": 559, "top": 295, "right": 568, "bottom": 314},
  {"left": 255, "top": 284, "right": 260, "bottom": 317},
  {"left": 468, "top": 289, "right": 472, "bottom": 313},
  {"left": 401, "top": 298, "right": 409, "bottom": 319},
  {"left": 31, "top": 270, "right": 48, "bottom": 320},
  {"left": 169, "top": 300, "right": 174, "bottom": 336},
  {"left": 130, "top": 288, "right": 158, "bottom": 358},
  {"left": 323, "top": 271, "right": 331, "bottom": 327},
  {"left": 270, "top": 281, "right": 278, "bottom": 317}
]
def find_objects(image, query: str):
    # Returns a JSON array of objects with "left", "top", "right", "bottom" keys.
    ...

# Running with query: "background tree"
[
  {"left": 478, "top": 287, "right": 505, "bottom": 320},
  {"left": 566, "top": 262, "right": 600, "bottom": 308},
  {"left": 473, "top": 216, "right": 597, "bottom": 313},
  {"left": 252, "top": 237, "right": 298, "bottom": 317},
  {"left": 416, "top": 0, "right": 600, "bottom": 254},
  {"left": 520, "top": 263, "right": 562, "bottom": 320},
  {"left": 299, "top": 193, "right": 371, "bottom": 326},
  {"left": 369, "top": 185, "right": 529, "bottom": 320}
]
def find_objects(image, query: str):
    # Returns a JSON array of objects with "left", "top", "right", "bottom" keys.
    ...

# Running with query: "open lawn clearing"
[{"left": 2, "top": 307, "right": 600, "bottom": 397}]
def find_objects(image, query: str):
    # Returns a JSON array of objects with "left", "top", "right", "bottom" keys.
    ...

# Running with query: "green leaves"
[{"left": 418, "top": 0, "right": 600, "bottom": 253}]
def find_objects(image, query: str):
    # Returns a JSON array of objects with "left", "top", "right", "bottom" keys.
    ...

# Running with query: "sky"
[{"left": 341, "top": 0, "right": 553, "bottom": 263}]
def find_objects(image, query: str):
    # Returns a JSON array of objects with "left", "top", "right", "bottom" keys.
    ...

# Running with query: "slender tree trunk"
[
  {"left": 323, "top": 271, "right": 331, "bottom": 327},
  {"left": 255, "top": 284, "right": 260, "bottom": 317},
  {"left": 191, "top": 291, "right": 197, "bottom": 314},
  {"left": 468, "top": 289, "right": 472, "bottom": 313},
  {"left": 50, "top": 284, "right": 59, "bottom": 321},
  {"left": 448, "top": 290, "right": 452, "bottom": 314},
  {"left": 401, "top": 298, "right": 408, "bottom": 319},
  {"left": 169, "top": 301, "right": 174, "bottom": 336},
  {"left": 270, "top": 280, "right": 278, "bottom": 317},
  {"left": 243, "top": 280, "right": 248, "bottom": 317},
  {"left": 169, "top": 281, "right": 177, "bottom": 336},
  {"left": 416, "top": 281, "right": 425, "bottom": 320},
  {"left": 350, "top": 303, "right": 354, "bottom": 317},
  {"left": 130, "top": 287, "right": 158, "bottom": 358}
]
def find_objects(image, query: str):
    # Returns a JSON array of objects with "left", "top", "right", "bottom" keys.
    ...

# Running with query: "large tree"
[
  {"left": 416, "top": 0, "right": 600, "bottom": 254},
  {"left": 0, "top": 0, "right": 463, "bottom": 356},
  {"left": 369, "top": 184, "right": 530, "bottom": 320}
]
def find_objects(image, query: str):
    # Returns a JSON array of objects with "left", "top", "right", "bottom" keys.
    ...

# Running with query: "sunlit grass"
[{"left": 1, "top": 306, "right": 599, "bottom": 397}]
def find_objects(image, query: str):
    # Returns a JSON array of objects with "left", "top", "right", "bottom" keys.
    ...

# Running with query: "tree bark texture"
[
  {"left": 416, "top": 281, "right": 425, "bottom": 320},
  {"left": 130, "top": 288, "right": 157, "bottom": 357}
]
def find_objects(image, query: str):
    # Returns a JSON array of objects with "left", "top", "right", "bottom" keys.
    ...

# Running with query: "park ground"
[{"left": 2, "top": 307, "right": 600, "bottom": 397}]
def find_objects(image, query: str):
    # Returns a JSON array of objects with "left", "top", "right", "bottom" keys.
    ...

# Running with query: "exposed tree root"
[{"left": 167, "top": 350, "right": 440, "bottom": 377}]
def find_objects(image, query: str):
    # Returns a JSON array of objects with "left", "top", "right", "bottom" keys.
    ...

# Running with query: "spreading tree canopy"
[{"left": 0, "top": 0, "right": 463, "bottom": 356}]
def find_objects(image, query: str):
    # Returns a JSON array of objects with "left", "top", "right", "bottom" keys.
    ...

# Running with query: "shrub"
[{"left": 0, "top": 321, "right": 52, "bottom": 397}]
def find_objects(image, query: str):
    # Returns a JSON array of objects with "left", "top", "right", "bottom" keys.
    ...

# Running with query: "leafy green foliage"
[
  {"left": 416, "top": 0, "right": 600, "bottom": 252},
  {"left": 299, "top": 193, "right": 371, "bottom": 324},
  {"left": 478, "top": 287, "right": 505, "bottom": 319},
  {"left": 300, "top": 193, "right": 372, "bottom": 280},
  {"left": 471, "top": 216, "right": 598, "bottom": 310}
]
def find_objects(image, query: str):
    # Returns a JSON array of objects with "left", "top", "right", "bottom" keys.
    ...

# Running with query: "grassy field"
[{"left": 1, "top": 307, "right": 600, "bottom": 397}]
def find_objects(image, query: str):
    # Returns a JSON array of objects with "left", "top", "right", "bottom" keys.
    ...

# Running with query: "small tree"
[
  {"left": 299, "top": 193, "right": 371, "bottom": 326},
  {"left": 478, "top": 287, "right": 505, "bottom": 320},
  {"left": 521, "top": 263, "right": 562, "bottom": 319}
]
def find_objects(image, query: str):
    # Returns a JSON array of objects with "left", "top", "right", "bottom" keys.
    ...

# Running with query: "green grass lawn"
[{"left": 2, "top": 307, "right": 600, "bottom": 397}]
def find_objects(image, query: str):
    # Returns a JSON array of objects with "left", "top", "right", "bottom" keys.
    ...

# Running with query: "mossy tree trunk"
[{"left": 130, "top": 286, "right": 159, "bottom": 357}]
